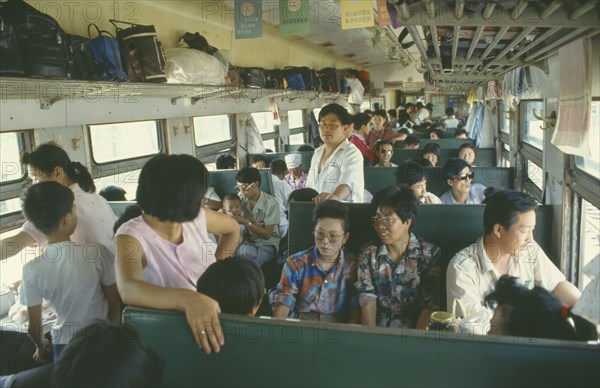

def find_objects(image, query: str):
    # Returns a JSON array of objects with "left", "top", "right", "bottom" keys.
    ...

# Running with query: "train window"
[
  {"left": 89, "top": 121, "right": 162, "bottom": 164},
  {"left": 289, "top": 110, "right": 305, "bottom": 145},
  {"left": 312, "top": 108, "right": 321, "bottom": 121},
  {"left": 193, "top": 115, "right": 232, "bottom": 146},
  {"left": 94, "top": 169, "right": 140, "bottom": 201},
  {"left": 0, "top": 132, "right": 26, "bottom": 184},
  {"left": 263, "top": 139, "right": 276, "bottom": 151},
  {"left": 574, "top": 100, "right": 600, "bottom": 179},
  {"left": 251, "top": 112, "right": 276, "bottom": 134},
  {"left": 520, "top": 101, "right": 545, "bottom": 150},
  {"left": 526, "top": 159, "right": 543, "bottom": 193},
  {"left": 579, "top": 199, "right": 599, "bottom": 289},
  {"left": 0, "top": 198, "right": 21, "bottom": 218}
]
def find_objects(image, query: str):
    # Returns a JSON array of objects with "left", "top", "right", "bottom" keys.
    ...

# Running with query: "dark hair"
[
  {"left": 99, "top": 185, "right": 127, "bottom": 201},
  {"left": 421, "top": 143, "right": 440, "bottom": 158},
  {"left": 404, "top": 135, "right": 420, "bottom": 146},
  {"left": 223, "top": 194, "right": 241, "bottom": 203},
  {"left": 442, "top": 158, "right": 471, "bottom": 180},
  {"left": 352, "top": 113, "right": 371, "bottom": 129},
  {"left": 216, "top": 153, "right": 236, "bottom": 169},
  {"left": 372, "top": 185, "right": 419, "bottom": 228},
  {"left": 430, "top": 129, "right": 444, "bottom": 139},
  {"left": 372, "top": 109, "right": 387, "bottom": 119},
  {"left": 21, "top": 182, "right": 75, "bottom": 236},
  {"left": 236, "top": 167, "right": 261, "bottom": 185},
  {"left": 312, "top": 200, "right": 350, "bottom": 233},
  {"left": 22, "top": 143, "right": 96, "bottom": 193},
  {"left": 375, "top": 140, "right": 393, "bottom": 153},
  {"left": 113, "top": 205, "right": 143, "bottom": 234},
  {"left": 364, "top": 109, "right": 373, "bottom": 117},
  {"left": 455, "top": 129, "right": 469, "bottom": 138},
  {"left": 405, "top": 102, "right": 415, "bottom": 110},
  {"left": 136, "top": 154, "right": 208, "bottom": 222},
  {"left": 485, "top": 276, "right": 597, "bottom": 341},
  {"left": 398, "top": 128, "right": 411, "bottom": 136},
  {"left": 297, "top": 145, "right": 315, "bottom": 152},
  {"left": 387, "top": 109, "right": 397, "bottom": 118},
  {"left": 318, "top": 103, "right": 351, "bottom": 125},
  {"left": 396, "top": 162, "right": 426, "bottom": 187},
  {"left": 270, "top": 159, "right": 287, "bottom": 176},
  {"left": 249, "top": 155, "right": 267, "bottom": 166},
  {"left": 459, "top": 143, "right": 478, "bottom": 157},
  {"left": 52, "top": 322, "right": 164, "bottom": 387},
  {"left": 425, "top": 103, "right": 434, "bottom": 111},
  {"left": 415, "top": 102, "right": 424, "bottom": 109},
  {"left": 196, "top": 256, "right": 265, "bottom": 315},
  {"left": 414, "top": 157, "right": 433, "bottom": 167},
  {"left": 445, "top": 107, "right": 455, "bottom": 116},
  {"left": 482, "top": 189, "right": 538, "bottom": 234},
  {"left": 288, "top": 187, "right": 319, "bottom": 204}
]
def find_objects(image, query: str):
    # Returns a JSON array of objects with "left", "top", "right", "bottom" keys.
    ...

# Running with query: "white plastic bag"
[{"left": 165, "top": 48, "right": 226, "bottom": 85}]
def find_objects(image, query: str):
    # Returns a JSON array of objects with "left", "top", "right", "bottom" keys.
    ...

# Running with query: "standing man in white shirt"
[
  {"left": 306, "top": 103, "right": 364, "bottom": 203},
  {"left": 446, "top": 189, "right": 581, "bottom": 316},
  {"left": 345, "top": 70, "right": 364, "bottom": 115}
]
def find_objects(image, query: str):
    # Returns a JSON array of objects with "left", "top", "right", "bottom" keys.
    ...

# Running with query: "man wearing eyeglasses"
[
  {"left": 234, "top": 167, "right": 280, "bottom": 266},
  {"left": 440, "top": 158, "right": 486, "bottom": 205},
  {"left": 306, "top": 103, "right": 364, "bottom": 204}
]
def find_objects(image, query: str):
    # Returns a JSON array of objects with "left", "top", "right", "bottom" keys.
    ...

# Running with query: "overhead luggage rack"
[{"left": 0, "top": 78, "right": 342, "bottom": 110}]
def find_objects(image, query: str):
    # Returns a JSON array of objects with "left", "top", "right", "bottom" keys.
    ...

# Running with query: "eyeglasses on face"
[
  {"left": 370, "top": 216, "right": 400, "bottom": 228},
  {"left": 314, "top": 229, "right": 345, "bottom": 242},
  {"left": 319, "top": 122, "right": 341, "bottom": 130},
  {"left": 234, "top": 182, "right": 256, "bottom": 192},
  {"left": 455, "top": 172, "right": 475, "bottom": 181}
]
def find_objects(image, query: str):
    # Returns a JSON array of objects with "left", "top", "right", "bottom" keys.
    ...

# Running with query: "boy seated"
[
  {"left": 19, "top": 182, "right": 120, "bottom": 362},
  {"left": 196, "top": 256, "right": 265, "bottom": 316}
]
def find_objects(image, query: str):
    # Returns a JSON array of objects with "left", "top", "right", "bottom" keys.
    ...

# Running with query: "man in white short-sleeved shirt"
[
  {"left": 447, "top": 190, "right": 580, "bottom": 317},
  {"left": 306, "top": 103, "right": 364, "bottom": 203}
]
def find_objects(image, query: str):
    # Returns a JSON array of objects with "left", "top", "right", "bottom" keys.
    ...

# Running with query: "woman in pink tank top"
[{"left": 115, "top": 154, "right": 239, "bottom": 355}]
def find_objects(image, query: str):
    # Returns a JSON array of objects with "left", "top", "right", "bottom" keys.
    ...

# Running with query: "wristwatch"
[{"left": 248, "top": 222, "right": 253, "bottom": 227}]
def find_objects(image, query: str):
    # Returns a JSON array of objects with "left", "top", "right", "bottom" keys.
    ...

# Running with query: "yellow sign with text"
[{"left": 341, "top": 0, "right": 374, "bottom": 30}]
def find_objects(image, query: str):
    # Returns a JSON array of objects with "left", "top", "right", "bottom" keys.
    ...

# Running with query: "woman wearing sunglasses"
[
  {"left": 356, "top": 185, "right": 441, "bottom": 328},
  {"left": 271, "top": 200, "right": 360, "bottom": 323},
  {"left": 439, "top": 158, "right": 486, "bottom": 204}
]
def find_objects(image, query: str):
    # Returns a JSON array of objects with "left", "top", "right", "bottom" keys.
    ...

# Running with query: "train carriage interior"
[{"left": 0, "top": 0, "right": 599, "bottom": 386}]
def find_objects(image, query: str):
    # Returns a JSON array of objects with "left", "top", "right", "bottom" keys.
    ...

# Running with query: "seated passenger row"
[{"left": 1, "top": 140, "right": 593, "bottom": 373}]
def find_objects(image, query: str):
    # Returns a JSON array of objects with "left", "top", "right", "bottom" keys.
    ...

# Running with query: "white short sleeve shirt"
[
  {"left": 306, "top": 140, "right": 365, "bottom": 203},
  {"left": 446, "top": 236, "right": 566, "bottom": 315}
]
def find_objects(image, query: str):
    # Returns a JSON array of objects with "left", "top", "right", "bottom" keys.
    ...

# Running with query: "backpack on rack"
[
  {"left": 317, "top": 67, "right": 341, "bottom": 93},
  {"left": 239, "top": 67, "right": 266, "bottom": 88},
  {"left": 0, "top": 0, "right": 69, "bottom": 78},
  {"left": 264, "top": 69, "right": 284, "bottom": 89},
  {"left": 87, "top": 24, "right": 127, "bottom": 81},
  {"left": 66, "top": 34, "right": 95, "bottom": 80},
  {"left": 110, "top": 19, "right": 167, "bottom": 83},
  {"left": 283, "top": 67, "right": 315, "bottom": 91}
]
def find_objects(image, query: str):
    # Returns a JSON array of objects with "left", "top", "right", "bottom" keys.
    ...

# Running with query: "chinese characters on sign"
[{"left": 235, "top": 1, "right": 263, "bottom": 39}]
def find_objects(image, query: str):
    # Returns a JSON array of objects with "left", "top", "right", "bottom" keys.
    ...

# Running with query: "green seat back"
[
  {"left": 392, "top": 148, "right": 496, "bottom": 167},
  {"left": 364, "top": 167, "right": 515, "bottom": 197},
  {"left": 123, "top": 307, "right": 599, "bottom": 387},
  {"left": 288, "top": 202, "right": 553, "bottom": 264},
  {"left": 284, "top": 144, "right": 313, "bottom": 152},
  {"left": 394, "top": 138, "right": 475, "bottom": 149},
  {"left": 209, "top": 170, "right": 274, "bottom": 198},
  {"left": 247, "top": 152, "right": 314, "bottom": 174}
]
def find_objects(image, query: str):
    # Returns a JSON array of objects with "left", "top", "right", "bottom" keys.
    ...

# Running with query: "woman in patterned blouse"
[
  {"left": 272, "top": 200, "right": 360, "bottom": 323},
  {"left": 356, "top": 185, "right": 442, "bottom": 328}
]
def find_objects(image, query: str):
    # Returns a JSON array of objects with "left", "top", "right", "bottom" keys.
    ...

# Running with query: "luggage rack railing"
[{"left": 0, "top": 77, "right": 345, "bottom": 109}]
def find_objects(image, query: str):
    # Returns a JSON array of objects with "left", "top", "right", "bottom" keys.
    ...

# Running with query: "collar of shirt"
[
  {"left": 375, "top": 233, "right": 420, "bottom": 266},
  {"left": 309, "top": 246, "right": 347, "bottom": 273},
  {"left": 476, "top": 236, "right": 519, "bottom": 280}
]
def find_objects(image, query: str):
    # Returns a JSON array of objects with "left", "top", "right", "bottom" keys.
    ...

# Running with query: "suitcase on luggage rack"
[{"left": 239, "top": 67, "right": 266, "bottom": 88}]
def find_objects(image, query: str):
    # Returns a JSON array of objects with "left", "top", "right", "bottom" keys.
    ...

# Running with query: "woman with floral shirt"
[
  {"left": 272, "top": 200, "right": 360, "bottom": 323},
  {"left": 356, "top": 185, "right": 441, "bottom": 328}
]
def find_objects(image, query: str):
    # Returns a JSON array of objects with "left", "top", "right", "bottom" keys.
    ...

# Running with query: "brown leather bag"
[{"left": 110, "top": 19, "right": 166, "bottom": 82}]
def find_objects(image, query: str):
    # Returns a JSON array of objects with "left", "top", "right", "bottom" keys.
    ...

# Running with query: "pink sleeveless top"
[{"left": 115, "top": 209, "right": 217, "bottom": 290}]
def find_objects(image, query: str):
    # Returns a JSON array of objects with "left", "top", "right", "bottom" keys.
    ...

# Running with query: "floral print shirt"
[
  {"left": 355, "top": 233, "right": 441, "bottom": 328},
  {"left": 284, "top": 171, "right": 308, "bottom": 190}
]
